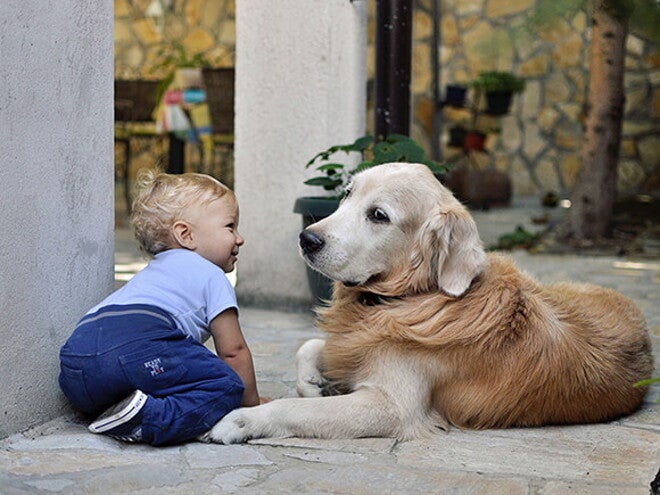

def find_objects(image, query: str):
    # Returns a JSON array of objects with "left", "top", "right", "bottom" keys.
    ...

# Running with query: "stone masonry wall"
[
  {"left": 114, "top": 0, "right": 659, "bottom": 197},
  {"left": 407, "top": 0, "right": 659, "bottom": 196}
]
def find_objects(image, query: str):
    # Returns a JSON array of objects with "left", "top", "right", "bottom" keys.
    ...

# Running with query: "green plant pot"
[
  {"left": 485, "top": 90, "right": 513, "bottom": 115},
  {"left": 293, "top": 197, "right": 340, "bottom": 305}
]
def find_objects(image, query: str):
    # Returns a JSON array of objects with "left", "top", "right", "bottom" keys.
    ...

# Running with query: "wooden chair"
[
  {"left": 201, "top": 68, "right": 235, "bottom": 188},
  {"left": 114, "top": 79, "right": 162, "bottom": 212}
]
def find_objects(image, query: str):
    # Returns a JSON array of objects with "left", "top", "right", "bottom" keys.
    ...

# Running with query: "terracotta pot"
[{"left": 464, "top": 130, "right": 487, "bottom": 151}]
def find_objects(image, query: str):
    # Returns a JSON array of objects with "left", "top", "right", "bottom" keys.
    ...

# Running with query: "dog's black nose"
[{"left": 299, "top": 230, "right": 325, "bottom": 255}]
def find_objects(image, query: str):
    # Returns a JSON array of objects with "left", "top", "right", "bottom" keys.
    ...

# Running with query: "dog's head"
[{"left": 299, "top": 162, "right": 487, "bottom": 297}]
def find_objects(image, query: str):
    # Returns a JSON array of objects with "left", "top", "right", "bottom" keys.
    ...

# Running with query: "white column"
[
  {"left": 234, "top": 0, "right": 368, "bottom": 308},
  {"left": 0, "top": 0, "right": 114, "bottom": 437}
]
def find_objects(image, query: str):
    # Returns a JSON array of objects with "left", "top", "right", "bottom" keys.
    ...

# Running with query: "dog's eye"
[{"left": 368, "top": 207, "right": 390, "bottom": 223}]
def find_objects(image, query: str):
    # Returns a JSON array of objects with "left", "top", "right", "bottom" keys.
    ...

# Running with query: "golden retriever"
[{"left": 202, "top": 162, "right": 653, "bottom": 443}]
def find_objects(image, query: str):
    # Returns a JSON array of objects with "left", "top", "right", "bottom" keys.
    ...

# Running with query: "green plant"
[
  {"left": 489, "top": 225, "right": 541, "bottom": 250},
  {"left": 634, "top": 377, "right": 660, "bottom": 388},
  {"left": 304, "top": 134, "right": 449, "bottom": 199},
  {"left": 634, "top": 377, "right": 659, "bottom": 403},
  {"left": 470, "top": 71, "right": 526, "bottom": 94}
]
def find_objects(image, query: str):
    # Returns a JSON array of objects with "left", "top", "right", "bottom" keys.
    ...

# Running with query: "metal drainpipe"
[
  {"left": 374, "top": 0, "right": 413, "bottom": 138},
  {"left": 431, "top": 0, "right": 442, "bottom": 161}
]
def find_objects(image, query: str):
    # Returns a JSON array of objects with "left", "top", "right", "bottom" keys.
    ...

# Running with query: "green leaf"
[
  {"left": 352, "top": 135, "right": 375, "bottom": 151},
  {"left": 304, "top": 177, "right": 343, "bottom": 188},
  {"left": 633, "top": 377, "right": 660, "bottom": 388},
  {"left": 306, "top": 151, "right": 331, "bottom": 167},
  {"left": 392, "top": 140, "right": 425, "bottom": 162},
  {"left": 384, "top": 133, "right": 410, "bottom": 143},
  {"left": 372, "top": 141, "right": 400, "bottom": 164},
  {"left": 425, "top": 161, "right": 451, "bottom": 174},
  {"left": 351, "top": 161, "right": 377, "bottom": 174},
  {"left": 314, "top": 163, "right": 345, "bottom": 173}
]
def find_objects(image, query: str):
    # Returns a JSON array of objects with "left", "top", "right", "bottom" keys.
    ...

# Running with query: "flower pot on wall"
[
  {"left": 464, "top": 130, "right": 487, "bottom": 151},
  {"left": 448, "top": 125, "right": 467, "bottom": 148},
  {"left": 293, "top": 197, "right": 340, "bottom": 305},
  {"left": 444, "top": 84, "right": 467, "bottom": 107},
  {"left": 485, "top": 90, "right": 514, "bottom": 115}
]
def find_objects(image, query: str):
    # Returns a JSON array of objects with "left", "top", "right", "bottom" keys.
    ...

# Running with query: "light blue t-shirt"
[{"left": 87, "top": 249, "right": 237, "bottom": 343}]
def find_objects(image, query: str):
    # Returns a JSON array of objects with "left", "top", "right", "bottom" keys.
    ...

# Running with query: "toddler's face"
[{"left": 185, "top": 197, "right": 244, "bottom": 272}]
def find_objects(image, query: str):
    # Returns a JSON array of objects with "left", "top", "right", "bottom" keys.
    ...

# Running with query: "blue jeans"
[{"left": 59, "top": 304, "right": 244, "bottom": 445}]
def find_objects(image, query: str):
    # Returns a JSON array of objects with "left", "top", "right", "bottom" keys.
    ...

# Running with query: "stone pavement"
[{"left": 1, "top": 200, "right": 658, "bottom": 494}]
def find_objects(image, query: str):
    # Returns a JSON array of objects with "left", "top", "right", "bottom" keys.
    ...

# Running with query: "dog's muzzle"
[{"left": 299, "top": 229, "right": 325, "bottom": 257}]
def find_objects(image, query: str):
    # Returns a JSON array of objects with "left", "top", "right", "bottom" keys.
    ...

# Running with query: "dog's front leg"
[
  {"left": 296, "top": 338, "right": 327, "bottom": 397},
  {"left": 199, "top": 387, "right": 398, "bottom": 444}
]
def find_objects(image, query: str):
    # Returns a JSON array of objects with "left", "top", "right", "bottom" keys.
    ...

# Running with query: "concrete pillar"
[
  {"left": 234, "top": 0, "right": 368, "bottom": 309},
  {"left": 0, "top": 1, "right": 114, "bottom": 437}
]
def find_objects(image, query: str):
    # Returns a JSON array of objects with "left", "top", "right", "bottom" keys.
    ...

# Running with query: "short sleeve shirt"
[{"left": 87, "top": 249, "right": 237, "bottom": 343}]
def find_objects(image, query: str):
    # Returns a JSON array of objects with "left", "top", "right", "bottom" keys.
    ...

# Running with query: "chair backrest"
[
  {"left": 114, "top": 79, "right": 162, "bottom": 123},
  {"left": 202, "top": 68, "right": 235, "bottom": 135}
]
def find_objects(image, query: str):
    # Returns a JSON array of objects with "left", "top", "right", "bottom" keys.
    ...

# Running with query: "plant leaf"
[
  {"left": 392, "top": 140, "right": 425, "bottom": 162},
  {"left": 351, "top": 161, "right": 376, "bottom": 174},
  {"left": 372, "top": 141, "right": 400, "bottom": 164},
  {"left": 304, "top": 177, "right": 343, "bottom": 189},
  {"left": 352, "top": 135, "right": 375, "bottom": 151},
  {"left": 314, "top": 163, "right": 345, "bottom": 173},
  {"left": 633, "top": 377, "right": 660, "bottom": 388},
  {"left": 385, "top": 133, "right": 410, "bottom": 143}
]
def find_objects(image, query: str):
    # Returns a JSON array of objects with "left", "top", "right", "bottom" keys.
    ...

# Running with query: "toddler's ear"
[{"left": 172, "top": 221, "right": 195, "bottom": 249}]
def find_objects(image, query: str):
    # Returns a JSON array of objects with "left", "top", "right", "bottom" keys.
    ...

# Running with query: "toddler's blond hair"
[{"left": 130, "top": 169, "right": 234, "bottom": 256}]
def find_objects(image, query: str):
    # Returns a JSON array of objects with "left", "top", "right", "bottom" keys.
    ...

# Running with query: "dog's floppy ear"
[{"left": 417, "top": 206, "right": 487, "bottom": 296}]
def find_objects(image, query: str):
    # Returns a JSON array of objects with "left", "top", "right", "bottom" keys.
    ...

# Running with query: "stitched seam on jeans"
[{"left": 80, "top": 309, "right": 172, "bottom": 326}]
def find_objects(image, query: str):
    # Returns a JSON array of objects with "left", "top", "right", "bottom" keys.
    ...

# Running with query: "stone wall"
[
  {"left": 407, "top": 0, "right": 659, "bottom": 196},
  {"left": 114, "top": 0, "right": 236, "bottom": 78},
  {"left": 114, "top": 0, "right": 659, "bottom": 197}
]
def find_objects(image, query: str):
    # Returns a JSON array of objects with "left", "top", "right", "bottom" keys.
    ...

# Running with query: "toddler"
[{"left": 59, "top": 171, "right": 260, "bottom": 445}]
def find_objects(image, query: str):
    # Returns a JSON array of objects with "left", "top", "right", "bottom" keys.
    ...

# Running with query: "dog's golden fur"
[
  {"left": 319, "top": 253, "right": 652, "bottom": 429},
  {"left": 204, "top": 162, "right": 653, "bottom": 444}
]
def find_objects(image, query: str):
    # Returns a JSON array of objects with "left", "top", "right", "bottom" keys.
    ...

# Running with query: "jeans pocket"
[
  {"left": 118, "top": 342, "right": 188, "bottom": 393},
  {"left": 59, "top": 363, "right": 95, "bottom": 413}
]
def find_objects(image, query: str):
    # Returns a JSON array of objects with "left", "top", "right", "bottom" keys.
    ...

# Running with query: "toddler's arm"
[{"left": 209, "top": 309, "right": 260, "bottom": 407}]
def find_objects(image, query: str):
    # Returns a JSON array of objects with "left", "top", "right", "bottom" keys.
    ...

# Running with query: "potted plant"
[
  {"left": 447, "top": 124, "right": 467, "bottom": 148},
  {"left": 470, "top": 71, "right": 525, "bottom": 116},
  {"left": 463, "top": 129, "right": 487, "bottom": 151},
  {"left": 295, "top": 134, "right": 448, "bottom": 303},
  {"left": 444, "top": 84, "right": 468, "bottom": 107},
  {"left": 150, "top": 42, "right": 212, "bottom": 106}
]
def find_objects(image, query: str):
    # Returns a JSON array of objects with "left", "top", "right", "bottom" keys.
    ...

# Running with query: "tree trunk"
[{"left": 559, "top": 1, "right": 627, "bottom": 243}]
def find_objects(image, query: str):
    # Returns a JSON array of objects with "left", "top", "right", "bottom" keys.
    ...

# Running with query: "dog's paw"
[
  {"left": 199, "top": 408, "right": 256, "bottom": 444},
  {"left": 295, "top": 339, "right": 327, "bottom": 397},
  {"left": 296, "top": 371, "right": 328, "bottom": 398}
]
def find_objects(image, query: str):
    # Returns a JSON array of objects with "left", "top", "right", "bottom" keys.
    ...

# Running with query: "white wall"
[
  {"left": 0, "top": 1, "right": 114, "bottom": 437},
  {"left": 234, "top": 0, "right": 368, "bottom": 309}
]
